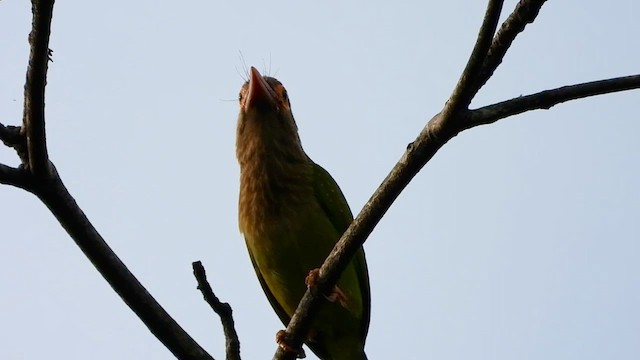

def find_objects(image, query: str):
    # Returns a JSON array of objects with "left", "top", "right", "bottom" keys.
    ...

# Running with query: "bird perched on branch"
[{"left": 236, "top": 67, "right": 370, "bottom": 360}]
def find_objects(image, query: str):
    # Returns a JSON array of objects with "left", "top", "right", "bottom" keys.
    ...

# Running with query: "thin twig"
[
  {"left": 0, "top": 123, "right": 28, "bottom": 163},
  {"left": 447, "top": 0, "right": 504, "bottom": 110},
  {"left": 467, "top": 74, "right": 640, "bottom": 129},
  {"left": 0, "top": 164, "right": 31, "bottom": 189},
  {"left": 193, "top": 261, "right": 241, "bottom": 360},
  {"left": 23, "top": 0, "right": 54, "bottom": 177},
  {"left": 0, "top": 122, "right": 18, "bottom": 146},
  {"left": 0, "top": 123, "right": 22, "bottom": 147},
  {"left": 475, "top": 0, "right": 549, "bottom": 93}
]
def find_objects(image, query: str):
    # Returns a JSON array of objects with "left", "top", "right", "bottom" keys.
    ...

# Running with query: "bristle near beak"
[{"left": 243, "top": 67, "right": 277, "bottom": 112}]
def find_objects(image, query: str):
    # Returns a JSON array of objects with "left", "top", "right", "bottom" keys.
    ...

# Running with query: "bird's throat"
[{"left": 237, "top": 125, "right": 313, "bottom": 237}]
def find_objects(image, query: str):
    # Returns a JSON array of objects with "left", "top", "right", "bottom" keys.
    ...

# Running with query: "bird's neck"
[{"left": 237, "top": 123, "right": 313, "bottom": 236}]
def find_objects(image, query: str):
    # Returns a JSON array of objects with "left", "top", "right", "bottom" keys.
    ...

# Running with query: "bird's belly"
[{"left": 244, "top": 205, "right": 338, "bottom": 315}]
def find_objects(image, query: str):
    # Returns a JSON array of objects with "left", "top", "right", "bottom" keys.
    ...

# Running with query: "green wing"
[
  {"left": 311, "top": 162, "right": 371, "bottom": 340},
  {"left": 244, "top": 161, "right": 371, "bottom": 358},
  {"left": 243, "top": 161, "right": 369, "bottom": 331},
  {"left": 246, "top": 246, "right": 293, "bottom": 326}
]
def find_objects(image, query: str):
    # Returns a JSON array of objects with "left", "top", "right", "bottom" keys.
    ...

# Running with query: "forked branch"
[
  {"left": 1, "top": 1, "right": 216, "bottom": 359},
  {"left": 2, "top": 1, "right": 639, "bottom": 360},
  {"left": 272, "top": 0, "right": 639, "bottom": 358}
]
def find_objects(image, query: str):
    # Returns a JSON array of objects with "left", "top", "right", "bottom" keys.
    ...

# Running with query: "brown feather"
[{"left": 236, "top": 93, "right": 312, "bottom": 238}]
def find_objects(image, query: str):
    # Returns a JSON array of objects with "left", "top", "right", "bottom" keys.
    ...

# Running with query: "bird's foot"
[
  {"left": 276, "top": 330, "right": 306, "bottom": 358},
  {"left": 305, "top": 269, "right": 349, "bottom": 308},
  {"left": 304, "top": 269, "right": 321, "bottom": 290}
]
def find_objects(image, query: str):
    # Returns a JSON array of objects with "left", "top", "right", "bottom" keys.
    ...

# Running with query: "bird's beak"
[{"left": 243, "top": 67, "right": 277, "bottom": 112}]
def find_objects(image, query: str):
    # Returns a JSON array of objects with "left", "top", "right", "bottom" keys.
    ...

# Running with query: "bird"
[{"left": 236, "top": 67, "right": 370, "bottom": 360}]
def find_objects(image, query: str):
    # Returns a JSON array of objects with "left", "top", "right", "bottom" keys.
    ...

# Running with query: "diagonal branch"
[
  {"left": 23, "top": 0, "right": 54, "bottom": 177},
  {"left": 466, "top": 74, "right": 640, "bottom": 129},
  {"left": 25, "top": 165, "right": 216, "bottom": 360},
  {"left": 276, "top": 70, "right": 640, "bottom": 358},
  {"left": 273, "top": 112, "right": 448, "bottom": 360},
  {"left": 274, "top": 2, "right": 504, "bottom": 360},
  {"left": 272, "top": 1, "right": 632, "bottom": 359}
]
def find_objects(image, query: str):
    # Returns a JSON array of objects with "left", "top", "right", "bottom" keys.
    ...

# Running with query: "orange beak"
[{"left": 243, "top": 67, "right": 277, "bottom": 112}]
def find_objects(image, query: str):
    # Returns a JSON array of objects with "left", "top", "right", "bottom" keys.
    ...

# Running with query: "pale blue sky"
[{"left": 1, "top": 1, "right": 639, "bottom": 359}]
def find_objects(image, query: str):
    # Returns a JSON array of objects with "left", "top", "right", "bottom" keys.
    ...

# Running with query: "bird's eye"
[{"left": 274, "top": 85, "right": 288, "bottom": 100}]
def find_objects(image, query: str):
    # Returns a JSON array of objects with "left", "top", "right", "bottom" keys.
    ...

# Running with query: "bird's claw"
[
  {"left": 305, "top": 269, "right": 349, "bottom": 308},
  {"left": 276, "top": 330, "right": 306, "bottom": 358},
  {"left": 304, "top": 269, "right": 321, "bottom": 290}
]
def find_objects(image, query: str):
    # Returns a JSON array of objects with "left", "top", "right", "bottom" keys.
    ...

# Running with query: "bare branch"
[
  {"left": 447, "top": 0, "right": 504, "bottom": 110},
  {"left": 0, "top": 123, "right": 28, "bottom": 164},
  {"left": 193, "top": 261, "right": 241, "bottom": 360},
  {"left": 21, "top": 165, "right": 215, "bottom": 360},
  {"left": 273, "top": 3, "right": 505, "bottom": 359},
  {"left": 476, "top": 0, "right": 548, "bottom": 92},
  {"left": 273, "top": 110, "right": 447, "bottom": 360},
  {"left": 272, "top": 3, "right": 553, "bottom": 344},
  {"left": 0, "top": 164, "right": 32, "bottom": 189},
  {"left": 23, "top": 0, "right": 54, "bottom": 176},
  {"left": 2, "top": 3, "right": 217, "bottom": 358},
  {"left": 5, "top": 1, "right": 637, "bottom": 360},
  {"left": 467, "top": 74, "right": 640, "bottom": 129},
  {"left": 273, "top": 2, "right": 521, "bottom": 359},
  {"left": 0, "top": 122, "right": 20, "bottom": 147}
]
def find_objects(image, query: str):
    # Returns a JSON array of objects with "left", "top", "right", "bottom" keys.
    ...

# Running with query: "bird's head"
[{"left": 236, "top": 67, "right": 306, "bottom": 165}]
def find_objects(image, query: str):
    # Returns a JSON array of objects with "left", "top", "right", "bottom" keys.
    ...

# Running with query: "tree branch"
[
  {"left": 193, "top": 262, "right": 241, "bottom": 360},
  {"left": 467, "top": 74, "right": 640, "bottom": 129},
  {"left": 23, "top": 0, "right": 54, "bottom": 177},
  {"left": 20, "top": 165, "right": 215, "bottom": 360},
  {"left": 5, "top": 1, "right": 638, "bottom": 359},
  {"left": 273, "top": 2, "right": 506, "bottom": 360},
  {"left": 476, "top": 0, "right": 548, "bottom": 92},
  {"left": 273, "top": 1, "right": 638, "bottom": 360},
  {"left": 0, "top": 122, "right": 21, "bottom": 147},
  {"left": 447, "top": 0, "right": 504, "bottom": 110},
  {"left": 0, "top": 122, "right": 28, "bottom": 163},
  {"left": 273, "top": 112, "right": 449, "bottom": 360},
  {"left": 0, "top": 164, "right": 31, "bottom": 189},
  {"left": 1, "top": 2, "right": 217, "bottom": 359}
]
